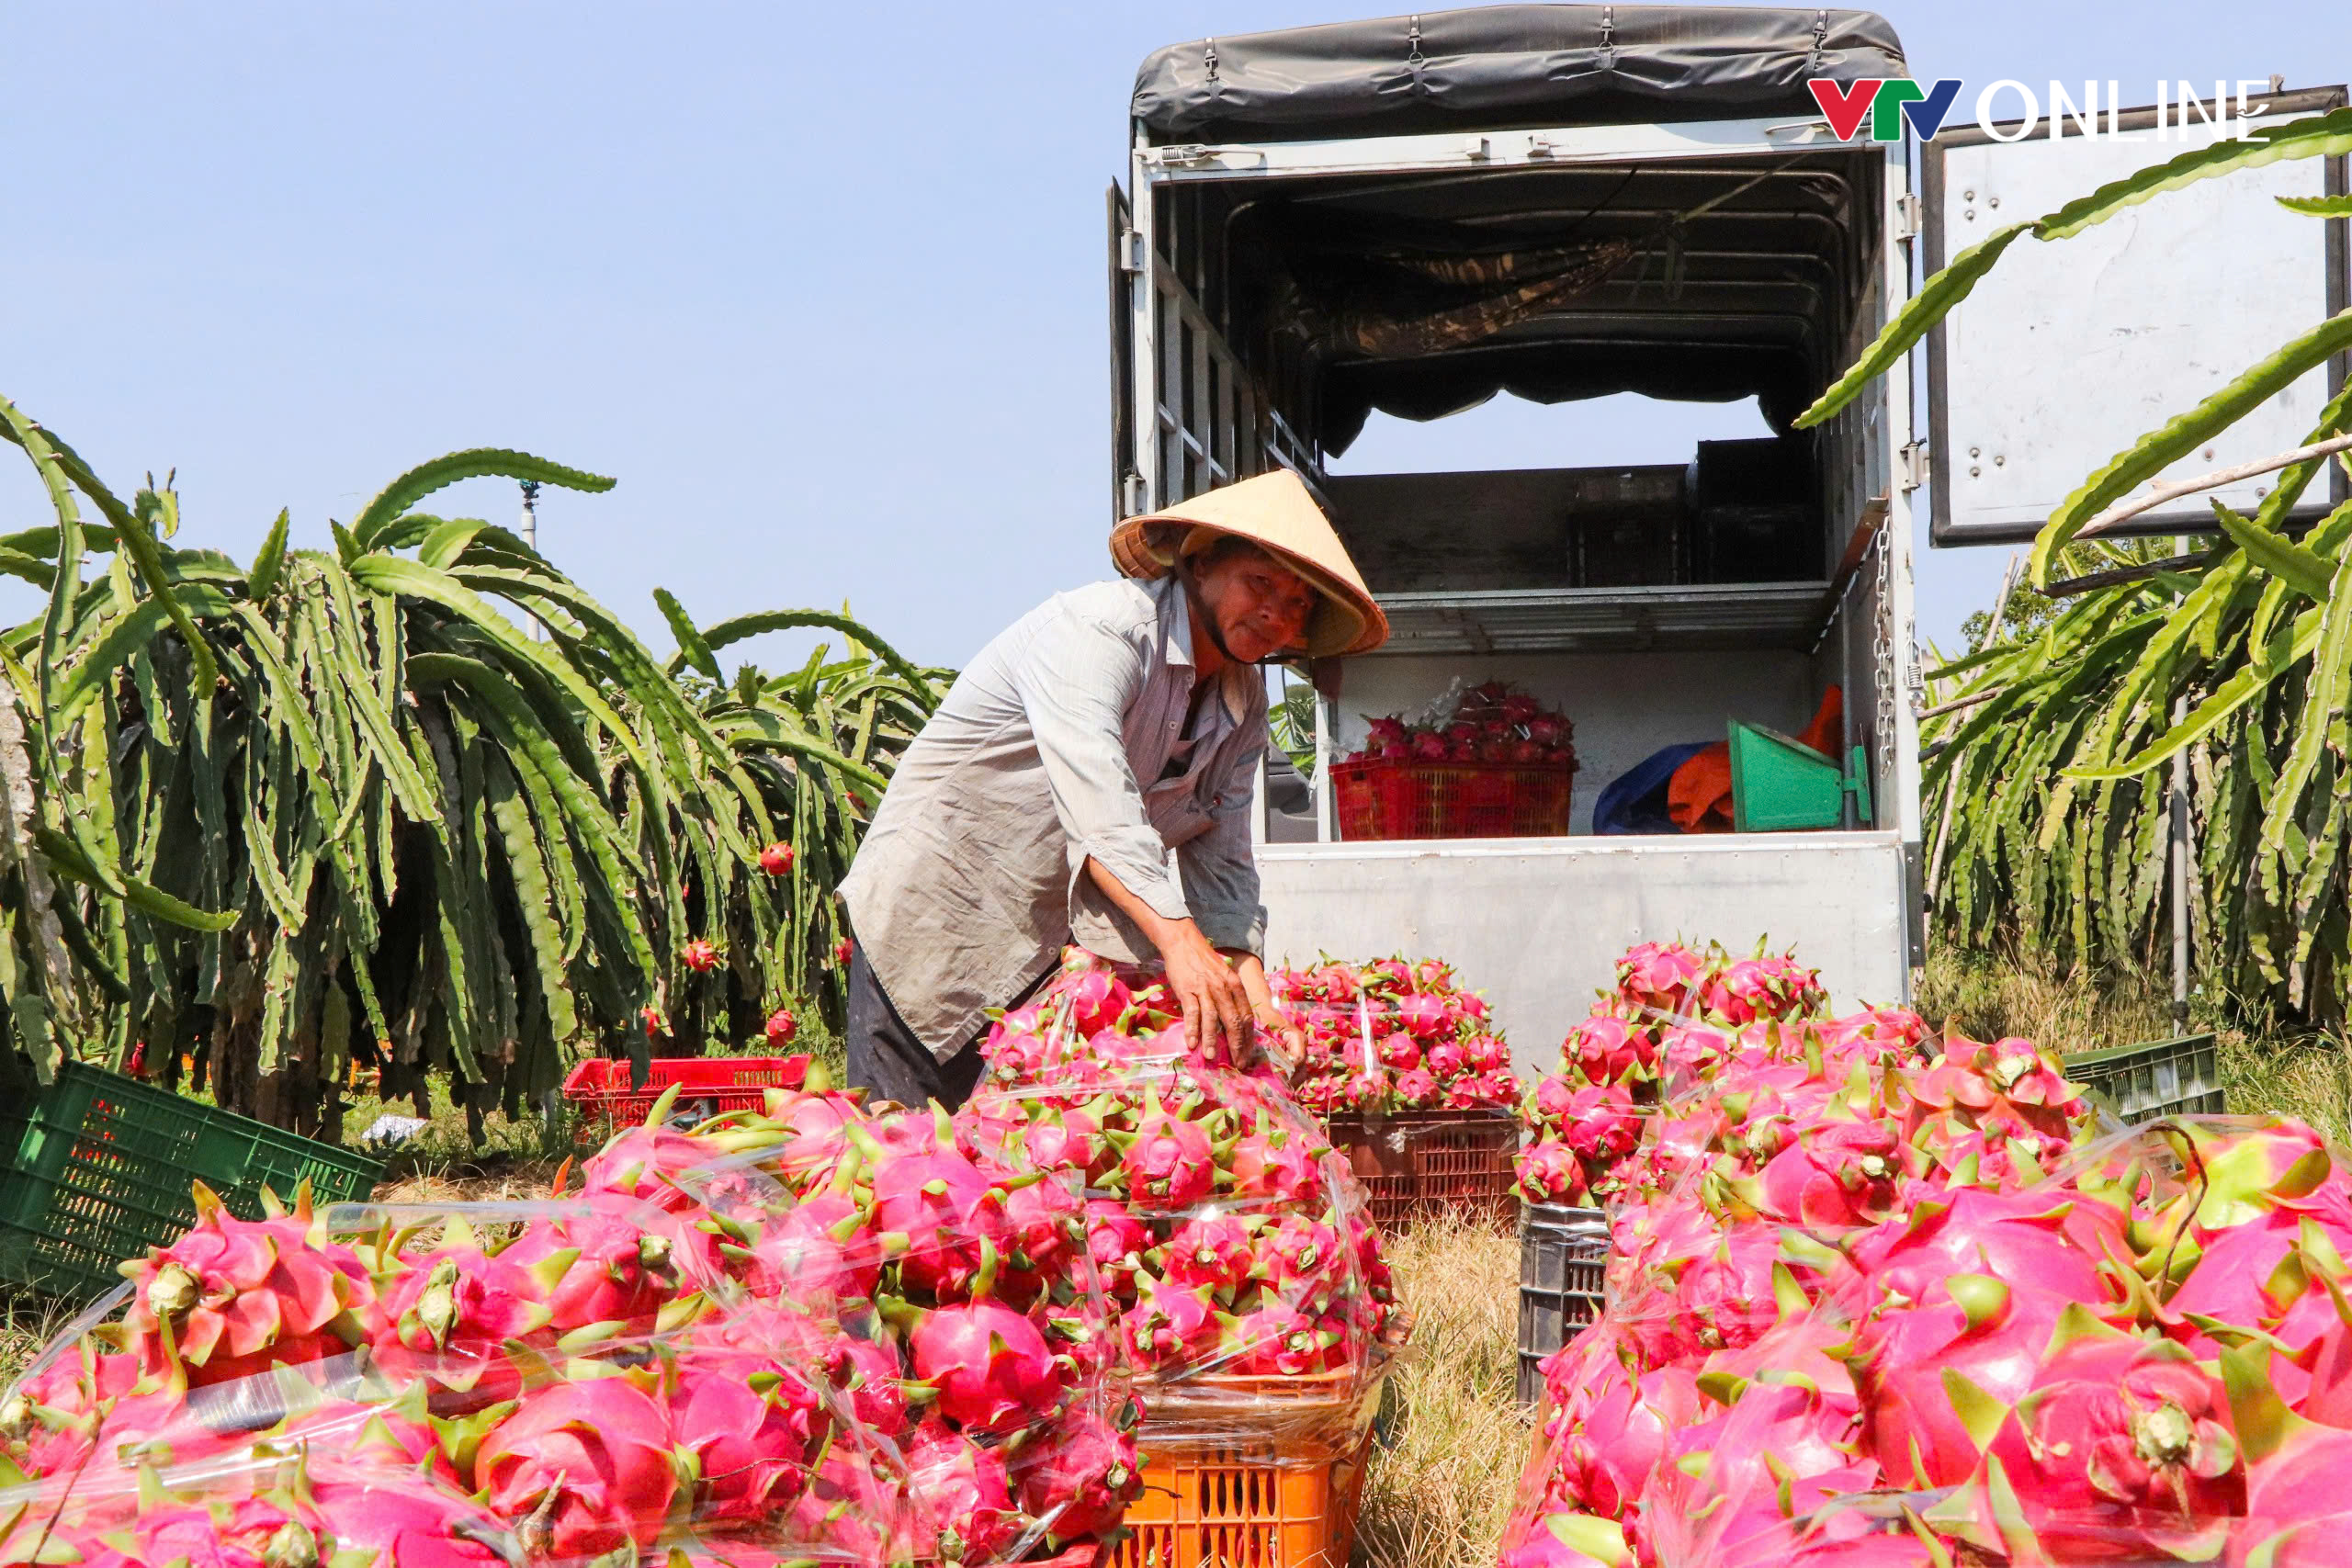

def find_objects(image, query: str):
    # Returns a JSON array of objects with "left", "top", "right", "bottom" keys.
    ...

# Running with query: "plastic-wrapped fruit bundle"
[
  {"left": 1512, "top": 942, "right": 1841, "bottom": 1204},
  {"left": 1268, "top": 954, "right": 1521, "bottom": 1116},
  {"left": 1493, "top": 951, "right": 2352, "bottom": 1566},
  {"left": 0, "top": 1064, "right": 1139, "bottom": 1568},
  {"left": 965, "top": 948, "right": 1408, "bottom": 1458},
  {"left": 1348, "top": 679, "right": 1577, "bottom": 769}
]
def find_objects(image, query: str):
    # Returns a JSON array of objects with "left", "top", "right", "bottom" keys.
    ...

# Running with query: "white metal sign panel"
[{"left": 1928, "top": 106, "right": 2346, "bottom": 545}]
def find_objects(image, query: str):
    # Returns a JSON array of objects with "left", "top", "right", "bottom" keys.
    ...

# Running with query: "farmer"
[{"left": 838, "top": 468, "right": 1388, "bottom": 1110}]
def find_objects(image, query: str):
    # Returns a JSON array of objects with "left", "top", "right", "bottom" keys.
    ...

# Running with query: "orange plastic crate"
[
  {"left": 1330, "top": 758, "right": 1575, "bottom": 841},
  {"left": 1324, "top": 1109, "right": 1520, "bottom": 1234},
  {"left": 1114, "top": 1436, "right": 1372, "bottom": 1568}
]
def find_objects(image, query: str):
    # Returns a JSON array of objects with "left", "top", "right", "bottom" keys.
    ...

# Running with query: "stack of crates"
[
  {"left": 1323, "top": 1109, "right": 1520, "bottom": 1234},
  {"left": 0, "top": 1062, "right": 384, "bottom": 1299},
  {"left": 1114, "top": 1438, "right": 1373, "bottom": 1568}
]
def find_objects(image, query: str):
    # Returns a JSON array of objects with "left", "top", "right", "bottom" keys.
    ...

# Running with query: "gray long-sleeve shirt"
[{"left": 839, "top": 574, "right": 1269, "bottom": 1057}]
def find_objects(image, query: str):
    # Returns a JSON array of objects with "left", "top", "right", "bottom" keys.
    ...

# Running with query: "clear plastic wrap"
[
  {"left": 1267, "top": 957, "right": 1521, "bottom": 1116},
  {"left": 963, "top": 948, "right": 1408, "bottom": 1461},
  {"left": 1, "top": 1064, "right": 1139, "bottom": 1568},
  {"left": 1498, "top": 944, "right": 2352, "bottom": 1567}
]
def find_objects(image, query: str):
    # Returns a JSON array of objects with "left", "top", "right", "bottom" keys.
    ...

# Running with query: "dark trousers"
[{"left": 843, "top": 941, "right": 1000, "bottom": 1111}]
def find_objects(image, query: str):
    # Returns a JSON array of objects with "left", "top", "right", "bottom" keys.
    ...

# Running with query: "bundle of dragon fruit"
[
  {"left": 1497, "top": 967, "right": 2352, "bottom": 1566},
  {"left": 1268, "top": 954, "right": 1521, "bottom": 1116},
  {"left": 1513, "top": 941, "right": 1837, "bottom": 1205},
  {"left": 1348, "top": 679, "right": 1577, "bottom": 769},
  {"left": 1, "top": 1066, "right": 1141, "bottom": 1568},
  {"left": 962, "top": 948, "right": 1407, "bottom": 1455}
]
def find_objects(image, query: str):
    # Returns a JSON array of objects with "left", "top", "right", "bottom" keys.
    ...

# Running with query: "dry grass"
[
  {"left": 1919, "top": 942, "right": 2352, "bottom": 1141},
  {"left": 1356, "top": 1213, "right": 1528, "bottom": 1568}
]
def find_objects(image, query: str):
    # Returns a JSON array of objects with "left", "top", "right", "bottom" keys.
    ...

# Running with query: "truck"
[{"left": 1110, "top": 6, "right": 2349, "bottom": 1074}]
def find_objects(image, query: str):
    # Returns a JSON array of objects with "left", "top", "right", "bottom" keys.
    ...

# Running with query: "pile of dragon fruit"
[
  {"left": 967, "top": 947, "right": 1406, "bottom": 1454},
  {"left": 1, "top": 1066, "right": 1142, "bottom": 1568},
  {"left": 1269, "top": 955, "right": 1521, "bottom": 1115},
  {"left": 1502, "top": 943, "right": 2352, "bottom": 1565},
  {"left": 1346, "top": 679, "right": 1577, "bottom": 769},
  {"left": 1515, "top": 941, "right": 1831, "bottom": 1206}
]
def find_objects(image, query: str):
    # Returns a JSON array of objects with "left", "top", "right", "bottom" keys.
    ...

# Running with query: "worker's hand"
[
  {"left": 1253, "top": 1002, "right": 1307, "bottom": 1076},
  {"left": 1159, "top": 920, "right": 1254, "bottom": 1061}
]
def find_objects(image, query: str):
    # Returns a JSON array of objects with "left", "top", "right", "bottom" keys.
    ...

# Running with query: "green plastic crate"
[
  {"left": 1727, "top": 720, "right": 1872, "bottom": 831},
  {"left": 0, "top": 1062, "right": 384, "bottom": 1299},
  {"left": 2063, "top": 1033, "right": 2226, "bottom": 1124}
]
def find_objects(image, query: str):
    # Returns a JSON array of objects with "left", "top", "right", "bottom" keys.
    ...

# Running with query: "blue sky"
[{"left": 2, "top": 2, "right": 2344, "bottom": 671}]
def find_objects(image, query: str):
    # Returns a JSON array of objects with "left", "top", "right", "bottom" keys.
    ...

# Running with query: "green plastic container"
[
  {"left": 2063, "top": 1034, "right": 2225, "bottom": 1124},
  {"left": 1728, "top": 720, "right": 1873, "bottom": 831},
  {"left": 0, "top": 1062, "right": 384, "bottom": 1299}
]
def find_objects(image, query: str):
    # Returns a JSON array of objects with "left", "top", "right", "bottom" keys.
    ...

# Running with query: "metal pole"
[
  {"left": 519, "top": 481, "right": 542, "bottom": 642},
  {"left": 2170, "top": 536, "right": 2191, "bottom": 1033}
]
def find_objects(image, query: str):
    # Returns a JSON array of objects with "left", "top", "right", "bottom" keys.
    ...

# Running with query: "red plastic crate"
[
  {"left": 560, "top": 1056, "right": 805, "bottom": 1129},
  {"left": 1331, "top": 757, "right": 1576, "bottom": 840},
  {"left": 1324, "top": 1109, "right": 1521, "bottom": 1233}
]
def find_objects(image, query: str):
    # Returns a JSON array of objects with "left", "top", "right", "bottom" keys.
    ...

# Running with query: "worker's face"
[{"left": 1192, "top": 545, "right": 1316, "bottom": 664}]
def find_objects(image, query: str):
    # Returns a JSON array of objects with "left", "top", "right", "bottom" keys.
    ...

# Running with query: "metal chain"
[{"left": 1871, "top": 524, "right": 1900, "bottom": 808}]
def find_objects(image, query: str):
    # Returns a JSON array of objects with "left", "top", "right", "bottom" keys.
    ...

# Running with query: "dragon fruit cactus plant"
[
  {"left": 3, "top": 1062, "right": 1143, "bottom": 1568},
  {"left": 1495, "top": 936, "right": 2352, "bottom": 1568},
  {"left": 1269, "top": 953, "right": 1521, "bottom": 1115}
]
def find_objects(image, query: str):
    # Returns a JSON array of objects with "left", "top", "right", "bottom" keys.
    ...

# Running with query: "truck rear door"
[{"left": 1921, "top": 86, "right": 2349, "bottom": 547}]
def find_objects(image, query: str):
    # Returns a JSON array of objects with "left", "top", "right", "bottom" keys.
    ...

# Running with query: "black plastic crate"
[{"left": 1516, "top": 1202, "right": 1610, "bottom": 1407}]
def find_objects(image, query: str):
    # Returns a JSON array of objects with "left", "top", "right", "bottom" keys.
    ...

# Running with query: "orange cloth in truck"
[{"left": 1667, "top": 688, "right": 1844, "bottom": 833}]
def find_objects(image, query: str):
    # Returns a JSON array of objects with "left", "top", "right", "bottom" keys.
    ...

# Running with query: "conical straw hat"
[{"left": 1108, "top": 469, "right": 1388, "bottom": 659}]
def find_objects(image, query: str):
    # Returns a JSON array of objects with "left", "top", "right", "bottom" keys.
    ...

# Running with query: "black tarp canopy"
[{"left": 1133, "top": 6, "right": 1906, "bottom": 143}]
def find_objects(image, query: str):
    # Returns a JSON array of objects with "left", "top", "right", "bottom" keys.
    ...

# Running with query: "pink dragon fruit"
[
  {"left": 476, "top": 1375, "right": 682, "bottom": 1557},
  {"left": 1498, "top": 1511, "right": 1632, "bottom": 1568},
  {"left": 304, "top": 1466, "right": 518, "bottom": 1568},
  {"left": 826, "top": 1330, "right": 911, "bottom": 1438},
  {"left": 903, "top": 1426, "right": 1019, "bottom": 1563},
  {"left": 1616, "top": 942, "right": 1707, "bottom": 1016},
  {"left": 1555, "top": 1084, "right": 1642, "bottom": 1164},
  {"left": 1086, "top": 1199, "right": 1152, "bottom": 1295},
  {"left": 1260, "top": 1214, "right": 1345, "bottom": 1305},
  {"left": 1516, "top": 1139, "right": 1590, "bottom": 1205},
  {"left": 1164, "top": 1213, "right": 1257, "bottom": 1292},
  {"left": 1121, "top": 1102, "right": 1216, "bottom": 1207},
  {"left": 1750, "top": 1118, "right": 1906, "bottom": 1229},
  {"left": 1377, "top": 1033, "right": 1423, "bottom": 1073},
  {"left": 498, "top": 1210, "right": 679, "bottom": 1335},
  {"left": 1426, "top": 1040, "right": 1470, "bottom": 1079},
  {"left": 1396, "top": 991, "right": 1452, "bottom": 1040},
  {"left": 366, "top": 1242, "right": 562, "bottom": 1410},
  {"left": 1934, "top": 1309, "right": 2244, "bottom": 1562},
  {"left": 1394, "top": 1067, "right": 1440, "bottom": 1104},
  {"left": 870, "top": 1144, "right": 1012, "bottom": 1297},
  {"left": 672, "top": 1348, "right": 824, "bottom": 1521},
  {"left": 1230, "top": 1303, "right": 1327, "bottom": 1374},
  {"left": 1066, "top": 968, "right": 1133, "bottom": 1036},
  {"left": 1897, "top": 1035, "right": 2089, "bottom": 1146},
  {"left": 117, "top": 1182, "right": 373, "bottom": 1387},
  {"left": 1124, "top": 1277, "right": 1222, "bottom": 1365},
  {"left": 1012, "top": 1408, "right": 1141, "bottom": 1541},
  {"left": 910, "top": 1299, "right": 1064, "bottom": 1434},
  {"left": 1229, "top": 1124, "right": 1325, "bottom": 1204},
  {"left": 1566, "top": 1012, "right": 1659, "bottom": 1089}
]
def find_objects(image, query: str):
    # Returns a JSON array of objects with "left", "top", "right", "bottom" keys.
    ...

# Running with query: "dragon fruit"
[
  {"left": 1121, "top": 1103, "right": 1216, "bottom": 1207},
  {"left": 1164, "top": 1213, "right": 1257, "bottom": 1292},
  {"left": 672, "top": 1349, "right": 824, "bottom": 1521},
  {"left": 910, "top": 1299, "right": 1063, "bottom": 1434},
  {"left": 476, "top": 1375, "right": 683, "bottom": 1557},
  {"left": 1125, "top": 1277, "right": 1222, "bottom": 1365},
  {"left": 1230, "top": 1303, "right": 1326, "bottom": 1374},
  {"left": 498, "top": 1210, "right": 679, "bottom": 1335},
  {"left": 759, "top": 840, "right": 794, "bottom": 876},
  {"left": 1012, "top": 1409, "right": 1140, "bottom": 1541},
  {"left": 903, "top": 1426, "right": 1019, "bottom": 1563},
  {"left": 365, "top": 1241, "right": 563, "bottom": 1410},
  {"left": 304, "top": 1466, "right": 518, "bottom": 1568},
  {"left": 1228, "top": 1124, "right": 1325, "bottom": 1203},
  {"left": 1933, "top": 1309, "right": 2244, "bottom": 1562},
  {"left": 117, "top": 1183, "right": 372, "bottom": 1387},
  {"left": 870, "top": 1145, "right": 1011, "bottom": 1297}
]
